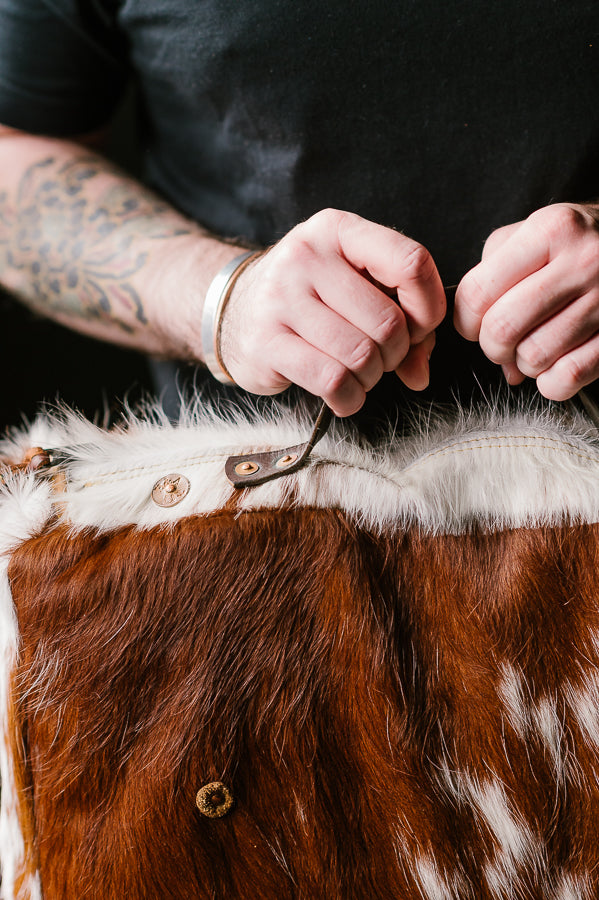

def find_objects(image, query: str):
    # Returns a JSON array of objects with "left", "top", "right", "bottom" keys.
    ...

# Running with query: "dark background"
[{"left": 0, "top": 296, "right": 154, "bottom": 427}]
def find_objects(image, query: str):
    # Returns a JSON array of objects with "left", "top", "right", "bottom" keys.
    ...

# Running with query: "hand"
[
  {"left": 454, "top": 202, "right": 599, "bottom": 400},
  {"left": 219, "top": 208, "right": 446, "bottom": 416}
]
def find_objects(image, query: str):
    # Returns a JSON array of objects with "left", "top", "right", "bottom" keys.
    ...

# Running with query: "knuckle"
[
  {"left": 483, "top": 310, "right": 519, "bottom": 352},
  {"left": 538, "top": 354, "right": 591, "bottom": 400},
  {"left": 482, "top": 227, "right": 505, "bottom": 257},
  {"left": 372, "top": 307, "right": 406, "bottom": 346},
  {"left": 517, "top": 336, "right": 549, "bottom": 375},
  {"left": 478, "top": 315, "right": 519, "bottom": 363},
  {"left": 575, "top": 239, "right": 599, "bottom": 277},
  {"left": 277, "top": 233, "right": 316, "bottom": 269},
  {"left": 560, "top": 354, "right": 591, "bottom": 390},
  {"left": 399, "top": 243, "right": 435, "bottom": 281},
  {"left": 457, "top": 270, "right": 493, "bottom": 318},
  {"left": 532, "top": 204, "right": 585, "bottom": 245},
  {"left": 316, "top": 206, "right": 344, "bottom": 226},
  {"left": 306, "top": 207, "right": 347, "bottom": 237},
  {"left": 347, "top": 336, "right": 379, "bottom": 373}
]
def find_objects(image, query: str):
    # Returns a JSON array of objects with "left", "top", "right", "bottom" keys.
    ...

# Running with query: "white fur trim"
[
  {"left": 0, "top": 478, "right": 52, "bottom": 900},
  {"left": 0, "top": 400, "right": 598, "bottom": 536}
]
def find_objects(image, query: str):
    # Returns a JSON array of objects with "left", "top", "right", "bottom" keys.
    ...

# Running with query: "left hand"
[{"left": 454, "top": 202, "right": 599, "bottom": 400}]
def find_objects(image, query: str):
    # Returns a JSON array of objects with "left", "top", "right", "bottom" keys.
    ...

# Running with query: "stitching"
[
  {"left": 75, "top": 453, "right": 232, "bottom": 487},
  {"left": 69, "top": 444, "right": 286, "bottom": 484},
  {"left": 400, "top": 435, "right": 599, "bottom": 477},
  {"left": 304, "top": 441, "right": 599, "bottom": 490},
  {"left": 410, "top": 431, "right": 594, "bottom": 458},
  {"left": 67, "top": 434, "right": 599, "bottom": 493}
]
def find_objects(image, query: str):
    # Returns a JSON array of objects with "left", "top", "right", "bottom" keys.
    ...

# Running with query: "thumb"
[{"left": 395, "top": 332, "right": 436, "bottom": 391}]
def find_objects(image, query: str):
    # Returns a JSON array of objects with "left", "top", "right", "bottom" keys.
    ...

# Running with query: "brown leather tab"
[
  {"left": 225, "top": 402, "right": 333, "bottom": 488},
  {"left": 0, "top": 447, "right": 53, "bottom": 483}
]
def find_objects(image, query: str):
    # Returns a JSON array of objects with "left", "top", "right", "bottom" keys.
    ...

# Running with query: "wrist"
[
  {"left": 146, "top": 237, "right": 250, "bottom": 361},
  {"left": 201, "top": 250, "right": 263, "bottom": 384}
]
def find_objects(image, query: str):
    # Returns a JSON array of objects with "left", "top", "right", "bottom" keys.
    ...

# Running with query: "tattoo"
[{"left": 0, "top": 156, "right": 192, "bottom": 331}]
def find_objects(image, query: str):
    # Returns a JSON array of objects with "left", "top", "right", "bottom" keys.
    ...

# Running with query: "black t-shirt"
[{"left": 1, "top": 0, "right": 598, "bottom": 424}]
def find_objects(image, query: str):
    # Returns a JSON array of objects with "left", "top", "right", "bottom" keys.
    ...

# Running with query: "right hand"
[{"left": 219, "top": 209, "right": 446, "bottom": 417}]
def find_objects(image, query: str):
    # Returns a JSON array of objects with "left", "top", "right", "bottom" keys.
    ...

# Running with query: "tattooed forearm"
[{"left": 0, "top": 155, "right": 194, "bottom": 333}]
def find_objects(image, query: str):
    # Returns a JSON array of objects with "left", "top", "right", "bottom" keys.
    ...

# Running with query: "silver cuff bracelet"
[{"left": 201, "top": 249, "right": 262, "bottom": 385}]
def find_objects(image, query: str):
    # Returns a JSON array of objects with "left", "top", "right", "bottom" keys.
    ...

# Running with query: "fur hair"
[
  {"left": 0, "top": 397, "right": 597, "bottom": 535},
  {"left": 2, "top": 399, "right": 599, "bottom": 898}
]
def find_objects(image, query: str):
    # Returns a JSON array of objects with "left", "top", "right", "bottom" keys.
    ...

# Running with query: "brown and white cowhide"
[{"left": 2, "top": 400, "right": 599, "bottom": 899}]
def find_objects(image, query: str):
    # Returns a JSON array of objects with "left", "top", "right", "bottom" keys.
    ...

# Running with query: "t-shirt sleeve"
[{"left": 0, "top": 0, "right": 129, "bottom": 136}]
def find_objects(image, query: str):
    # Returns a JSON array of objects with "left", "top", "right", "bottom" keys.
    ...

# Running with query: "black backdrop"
[{"left": 0, "top": 290, "right": 153, "bottom": 428}]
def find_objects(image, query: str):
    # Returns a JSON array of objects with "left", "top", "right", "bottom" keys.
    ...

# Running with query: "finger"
[
  {"left": 481, "top": 221, "right": 522, "bottom": 260},
  {"left": 267, "top": 330, "right": 367, "bottom": 417},
  {"left": 501, "top": 362, "right": 526, "bottom": 386},
  {"left": 536, "top": 332, "right": 599, "bottom": 401},
  {"left": 477, "top": 256, "right": 583, "bottom": 365},
  {"left": 395, "top": 332, "right": 436, "bottom": 391},
  {"left": 307, "top": 210, "right": 446, "bottom": 342},
  {"left": 282, "top": 290, "right": 390, "bottom": 391},
  {"left": 515, "top": 290, "right": 599, "bottom": 378},
  {"left": 455, "top": 219, "right": 551, "bottom": 340},
  {"left": 307, "top": 258, "right": 410, "bottom": 370}
]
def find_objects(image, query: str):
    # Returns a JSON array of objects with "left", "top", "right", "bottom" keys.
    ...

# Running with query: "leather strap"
[
  {"left": 225, "top": 402, "right": 333, "bottom": 488},
  {"left": 0, "top": 446, "right": 53, "bottom": 482}
]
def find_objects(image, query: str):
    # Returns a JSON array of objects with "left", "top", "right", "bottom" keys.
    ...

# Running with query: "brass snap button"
[
  {"left": 151, "top": 473, "right": 190, "bottom": 507},
  {"left": 234, "top": 461, "right": 260, "bottom": 477},
  {"left": 275, "top": 452, "right": 298, "bottom": 468},
  {"left": 196, "top": 782, "right": 234, "bottom": 818}
]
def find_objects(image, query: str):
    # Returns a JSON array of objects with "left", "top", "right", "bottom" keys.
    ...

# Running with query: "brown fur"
[{"left": 7, "top": 510, "right": 599, "bottom": 898}]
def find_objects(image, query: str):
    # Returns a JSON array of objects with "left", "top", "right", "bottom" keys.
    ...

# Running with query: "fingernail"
[{"left": 413, "top": 363, "right": 430, "bottom": 391}]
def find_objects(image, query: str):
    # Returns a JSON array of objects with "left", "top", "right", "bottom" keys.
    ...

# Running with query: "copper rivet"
[
  {"left": 23, "top": 447, "right": 50, "bottom": 472},
  {"left": 234, "top": 461, "right": 259, "bottom": 476},
  {"left": 196, "top": 781, "right": 234, "bottom": 818},
  {"left": 151, "top": 473, "right": 190, "bottom": 507},
  {"left": 28, "top": 453, "right": 50, "bottom": 472},
  {"left": 276, "top": 453, "right": 298, "bottom": 468}
]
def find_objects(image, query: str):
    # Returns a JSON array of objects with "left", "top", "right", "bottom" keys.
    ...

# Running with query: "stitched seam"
[
  {"left": 68, "top": 438, "right": 599, "bottom": 493},
  {"left": 68, "top": 443, "right": 291, "bottom": 483},
  {"left": 305, "top": 442, "right": 599, "bottom": 489},
  {"left": 411, "top": 432, "right": 592, "bottom": 457},
  {"left": 73, "top": 453, "right": 232, "bottom": 486},
  {"left": 62, "top": 432, "right": 597, "bottom": 483},
  {"left": 401, "top": 438, "right": 599, "bottom": 475}
]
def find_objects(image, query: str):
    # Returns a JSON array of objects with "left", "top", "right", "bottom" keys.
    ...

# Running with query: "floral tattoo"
[{"left": 0, "top": 156, "right": 191, "bottom": 332}]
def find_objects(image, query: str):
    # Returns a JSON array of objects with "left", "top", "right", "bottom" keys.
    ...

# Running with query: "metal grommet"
[
  {"left": 24, "top": 447, "right": 52, "bottom": 472},
  {"left": 196, "top": 782, "right": 234, "bottom": 818},
  {"left": 275, "top": 453, "right": 298, "bottom": 468},
  {"left": 234, "top": 460, "right": 260, "bottom": 477},
  {"left": 151, "top": 473, "right": 190, "bottom": 507}
]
